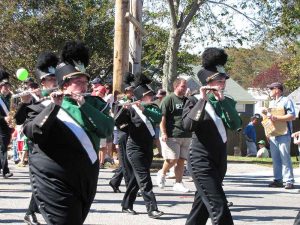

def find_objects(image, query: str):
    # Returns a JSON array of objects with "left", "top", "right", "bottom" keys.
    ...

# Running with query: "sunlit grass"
[{"left": 227, "top": 156, "right": 299, "bottom": 167}]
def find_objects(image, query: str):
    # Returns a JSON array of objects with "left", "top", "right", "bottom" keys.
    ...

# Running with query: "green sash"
[
  {"left": 61, "top": 96, "right": 100, "bottom": 151},
  {"left": 208, "top": 94, "right": 242, "bottom": 131}
]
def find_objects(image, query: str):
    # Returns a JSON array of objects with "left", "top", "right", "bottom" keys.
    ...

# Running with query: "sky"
[{"left": 143, "top": 1, "right": 264, "bottom": 55}]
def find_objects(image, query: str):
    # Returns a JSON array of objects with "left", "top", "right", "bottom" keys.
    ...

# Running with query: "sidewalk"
[{"left": 0, "top": 161, "right": 299, "bottom": 225}]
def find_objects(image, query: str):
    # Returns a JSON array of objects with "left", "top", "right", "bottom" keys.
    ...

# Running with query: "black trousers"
[
  {"left": 121, "top": 137, "right": 158, "bottom": 212},
  {"left": 30, "top": 151, "right": 99, "bottom": 225},
  {"left": 26, "top": 194, "right": 39, "bottom": 215},
  {"left": 186, "top": 138, "right": 233, "bottom": 225},
  {"left": 110, "top": 130, "right": 130, "bottom": 188},
  {"left": 0, "top": 128, "right": 11, "bottom": 176}
]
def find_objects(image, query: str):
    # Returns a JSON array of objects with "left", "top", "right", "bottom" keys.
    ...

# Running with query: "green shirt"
[
  {"left": 257, "top": 147, "right": 269, "bottom": 158},
  {"left": 160, "top": 93, "right": 191, "bottom": 138}
]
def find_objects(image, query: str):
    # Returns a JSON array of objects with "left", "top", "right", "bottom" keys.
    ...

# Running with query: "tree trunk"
[{"left": 162, "top": 28, "right": 182, "bottom": 92}]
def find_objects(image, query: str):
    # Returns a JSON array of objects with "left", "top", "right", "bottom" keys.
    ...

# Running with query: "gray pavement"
[{"left": 0, "top": 160, "right": 299, "bottom": 225}]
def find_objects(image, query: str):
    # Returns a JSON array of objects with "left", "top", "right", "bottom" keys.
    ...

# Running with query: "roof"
[
  {"left": 288, "top": 87, "right": 300, "bottom": 114},
  {"left": 247, "top": 88, "right": 270, "bottom": 101},
  {"left": 288, "top": 87, "right": 300, "bottom": 103},
  {"left": 224, "top": 78, "right": 256, "bottom": 103}
]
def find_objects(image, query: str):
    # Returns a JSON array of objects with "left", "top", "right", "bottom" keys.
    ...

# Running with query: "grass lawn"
[
  {"left": 227, "top": 155, "right": 299, "bottom": 167},
  {"left": 152, "top": 148, "right": 299, "bottom": 168}
]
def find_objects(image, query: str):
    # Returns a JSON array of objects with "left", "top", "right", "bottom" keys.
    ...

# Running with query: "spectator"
[
  {"left": 91, "top": 85, "right": 109, "bottom": 169},
  {"left": 156, "top": 78, "right": 192, "bottom": 193},
  {"left": 256, "top": 140, "right": 269, "bottom": 158},
  {"left": 244, "top": 116, "right": 259, "bottom": 157},
  {"left": 90, "top": 77, "right": 102, "bottom": 90},
  {"left": 265, "top": 82, "right": 295, "bottom": 189}
]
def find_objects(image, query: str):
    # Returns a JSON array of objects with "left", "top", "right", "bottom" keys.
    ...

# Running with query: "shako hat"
[
  {"left": 197, "top": 47, "right": 229, "bottom": 85},
  {"left": 123, "top": 72, "right": 135, "bottom": 91},
  {"left": 56, "top": 40, "right": 90, "bottom": 87},
  {"left": 0, "top": 69, "right": 10, "bottom": 86},
  {"left": 132, "top": 72, "right": 154, "bottom": 100},
  {"left": 35, "top": 52, "right": 59, "bottom": 81}
]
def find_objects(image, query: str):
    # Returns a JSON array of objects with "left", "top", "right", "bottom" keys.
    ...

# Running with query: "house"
[
  {"left": 288, "top": 87, "right": 300, "bottom": 115},
  {"left": 247, "top": 88, "right": 270, "bottom": 114}
]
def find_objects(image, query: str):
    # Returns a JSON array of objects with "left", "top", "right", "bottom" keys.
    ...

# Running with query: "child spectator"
[{"left": 256, "top": 140, "right": 269, "bottom": 158}]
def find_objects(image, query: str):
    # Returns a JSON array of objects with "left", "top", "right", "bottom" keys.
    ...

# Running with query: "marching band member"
[
  {"left": 23, "top": 41, "right": 114, "bottom": 225},
  {"left": 14, "top": 52, "right": 59, "bottom": 225},
  {"left": 109, "top": 72, "right": 135, "bottom": 193},
  {"left": 182, "top": 48, "right": 242, "bottom": 225},
  {"left": 0, "top": 69, "right": 13, "bottom": 179},
  {"left": 115, "top": 72, "right": 164, "bottom": 219}
]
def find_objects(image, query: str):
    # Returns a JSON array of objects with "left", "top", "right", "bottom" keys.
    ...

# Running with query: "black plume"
[
  {"left": 61, "top": 40, "right": 90, "bottom": 67},
  {"left": 124, "top": 72, "right": 135, "bottom": 86},
  {"left": 36, "top": 52, "right": 59, "bottom": 71},
  {"left": 134, "top": 72, "right": 152, "bottom": 86},
  {"left": 202, "top": 47, "right": 228, "bottom": 71},
  {"left": 0, "top": 69, "right": 10, "bottom": 81}
]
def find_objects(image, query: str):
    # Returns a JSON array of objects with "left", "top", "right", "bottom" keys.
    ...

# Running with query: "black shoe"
[
  {"left": 268, "top": 180, "right": 284, "bottom": 188},
  {"left": 99, "top": 163, "right": 105, "bottom": 169},
  {"left": 122, "top": 208, "right": 137, "bottom": 215},
  {"left": 227, "top": 201, "right": 233, "bottom": 207},
  {"left": 24, "top": 213, "right": 40, "bottom": 225},
  {"left": 14, "top": 159, "right": 20, "bottom": 164},
  {"left": 148, "top": 210, "right": 164, "bottom": 219},
  {"left": 3, "top": 173, "right": 13, "bottom": 179},
  {"left": 109, "top": 181, "right": 121, "bottom": 193}
]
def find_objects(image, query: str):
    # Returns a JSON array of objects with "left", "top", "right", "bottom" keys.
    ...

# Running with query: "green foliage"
[
  {"left": 270, "top": 1, "right": 300, "bottom": 43},
  {"left": 265, "top": 1, "right": 300, "bottom": 92},
  {"left": 226, "top": 46, "right": 279, "bottom": 88},
  {"left": 280, "top": 44, "right": 300, "bottom": 91},
  {"left": 0, "top": 0, "right": 114, "bottom": 87}
]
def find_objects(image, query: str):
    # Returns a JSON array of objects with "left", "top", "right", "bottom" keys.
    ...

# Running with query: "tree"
[
  {"left": 280, "top": 46, "right": 300, "bottom": 92},
  {"left": 252, "top": 64, "right": 285, "bottom": 89},
  {"left": 142, "top": 22, "right": 199, "bottom": 82},
  {"left": 226, "top": 46, "right": 279, "bottom": 88},
  {"left": 267, "top": 0, "right": 300, "bottom": 91},
  {"left": 0, "top": 0, "right": 114, "bottom": 86},
  {"left": 145, "top": 1, "right": 284, "bottom": 92}
]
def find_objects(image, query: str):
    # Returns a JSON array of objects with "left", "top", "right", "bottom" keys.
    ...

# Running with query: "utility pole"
[
  {"left": 127, "top": 0, "right": 144, "bottom": 74},
  {"left": 113, "top": 0, "right": 130, "bottom": 93},
  {"left": 113, "top": 0, "right": 145, "bottom": 92}
]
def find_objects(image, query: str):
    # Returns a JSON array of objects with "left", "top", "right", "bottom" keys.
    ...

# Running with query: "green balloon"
[{"left": 16, "top": 68, "right": 29, "bottom": 81}]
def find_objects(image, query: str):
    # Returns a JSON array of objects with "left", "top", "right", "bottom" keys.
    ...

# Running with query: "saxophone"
[{"left": 7, "top": 93, "right": 17, "bottom": 128}]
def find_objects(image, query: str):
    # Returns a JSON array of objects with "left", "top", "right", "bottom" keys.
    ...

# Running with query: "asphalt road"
[{"left": 0, "top": 161, "right": 299, "bottom": 225}]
